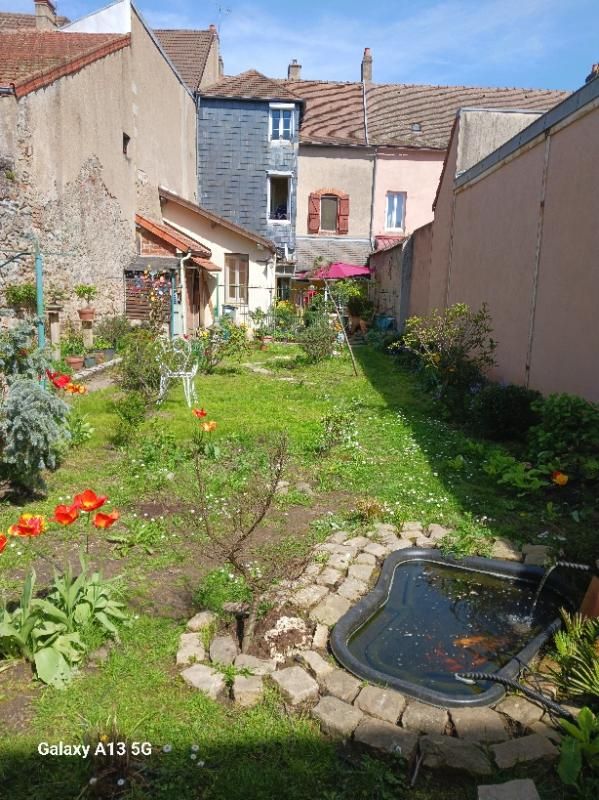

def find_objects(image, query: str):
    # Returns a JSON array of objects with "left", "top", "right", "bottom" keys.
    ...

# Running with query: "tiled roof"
[
  {"left": 135, "top": 214, "right": 221, "bottom": 272},
  {"left": 0, "top": 11, "right": 70, "bottom": 30},
  {"left": 282, "top": 78, "right": 568, "bottom": 149},
  {"left": 0, "top": 31, "right": 130, "bottom": 97},
  {"left": 294, "top": 236, "right": 372, "bottom": 271},
  {"left": 154, "top": 29, "right": 214, "bottom": 93},
  {"left": 200, "top": 69, "right": 301, "bottom": 102}
]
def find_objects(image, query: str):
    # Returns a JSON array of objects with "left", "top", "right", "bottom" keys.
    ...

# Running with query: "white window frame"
[
  {"left": 385, "top": 191, "right": 407, "bottom": 231},
  {"left": 225, "top": 254, "right": 249, "bottom": 305},
  {"left": 269, "top": 102, "right": 295, "bottom": 142},
  {"left": 267, "top": 172, "right": 293, "bottom": 225}
]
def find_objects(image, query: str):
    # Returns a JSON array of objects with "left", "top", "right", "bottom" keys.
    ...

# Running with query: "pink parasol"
[{"left": 296, "top": 262, "right": 371, "bottom": 280}]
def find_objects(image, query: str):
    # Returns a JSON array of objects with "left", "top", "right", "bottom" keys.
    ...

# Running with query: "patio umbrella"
[{"left": 296, "top": 262, "right": 371, "bottom": 280}]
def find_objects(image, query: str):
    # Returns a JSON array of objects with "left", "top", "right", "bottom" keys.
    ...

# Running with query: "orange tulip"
[
  {"left": 73, "top": 489, "right": 108, "bottom": 512},
  {"left": 92, "top": 511, "right": 120, "bottom": 529},
  {"left": 0, "top": 534, "right": 8, "bottom": 553},
  {"left": 192, "top": 408, "right": 208, "bottom": 418},
  {"left": 200, "top": 421, "right": 217, "bottom": 433},
  {"left": 53, "top": 504, "right": 80, "bottom": 526},
  {"left": 8, "top": 514, "right": 46, "bottom": 537},
  {"left": 551, "top": 471, "right": 569, "bottom": 487}
]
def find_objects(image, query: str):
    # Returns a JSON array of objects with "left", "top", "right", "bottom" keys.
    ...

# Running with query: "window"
[
  {"left": 269, "top": 176, "right": 290, "bottom": 221},
  {"left": 225, "top": 254, "right": 249, "bottom": 304},
  {"left": 270, "top": 106, "right": 293, "bottom": 141},
  {"left": 320, "top": 195, "right": 338, "bottom": 232},
  {"left": 385, "top": 191, "right": 406, "bottom": 230},
  {"left": 122, "top": 132, "right": 130, "bottom": 156}
]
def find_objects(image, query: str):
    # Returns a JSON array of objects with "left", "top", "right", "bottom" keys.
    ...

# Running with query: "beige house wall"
[
  {"left": 428, "top": 131, "right": 458, "bottom": 311},
  {"left": 407, "top": 222, "right": 433, "bottom": 319},
  {"left": 201, "top": 38, "right": 221, "bottom": 88}
]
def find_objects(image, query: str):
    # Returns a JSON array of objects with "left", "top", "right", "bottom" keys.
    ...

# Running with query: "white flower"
[
  {"left": 117, "top": 778, "right": 126, "bottom": 787},
  {"left": 191, "top": 744, "right": 199, "bottom": 752},
  {"left": 162, "top": 744, "right": 172, "bottom": 753}
]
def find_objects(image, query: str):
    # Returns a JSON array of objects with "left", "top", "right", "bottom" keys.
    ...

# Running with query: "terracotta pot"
[
  {"left": 65, "top": 355, "right": 84, "bottom": 370},
  {"left": 78, "top": 307, "right": 96, "bottom": 322}
]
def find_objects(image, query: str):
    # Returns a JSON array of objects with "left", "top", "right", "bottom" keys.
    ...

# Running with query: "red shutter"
[
  {"left": 307, "top": 193, "right": 320, "bottom": 234},
  {"left": 337, "top": 196, "right": 349, "bottom": 234}
]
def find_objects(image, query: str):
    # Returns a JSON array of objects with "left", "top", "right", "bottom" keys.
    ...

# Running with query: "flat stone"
[
  {"left": 363, "top": 542, "right": 387, "bottom": 559},
  {"left": 490, "top": 538, "right": 522, "bottom": 561},
  {"left": 187, "top": 610, "right": 217, "bottom": 632},
  {"left": 492, "top": 734, "right": 558, "bottom": 769},
  {"left": 392, "top": 539, "right": 415, "bottom": 550},
  {"left": 348, "top": 563, "right": 376, "bottom": 583},
  {"left": 329, "top": 530, "right": 350, "bottom": 544},
  {"left": 321, "top": 669, "right": 361, "bottom": 703},
  {"left": 209, "top": 635, "right": 238, "bottom": 666},
  {"left": 402, "top": 521, "right": 423, "bottom": 534},
  {"left": 310, "top": 594, "right": 351, "bottom": 626},
  {"left": 415, "top": 536, "right": 436, "bottom": 548},
  {"left": 293, "top": 584, "right": 329, "bottom": 609},
  {"left": 312, "top": 624, "right": 329, "bottom": 650},
  {"left": 276, "top": 480, "right": 290, "bottom": 495},
  {"left": 521, "top": 544, "right": 551, "bottom": 567},
  {"left": 316, "top": 567, "right": 344, "bottom": 588},
  {"left": 380, "top": 535, "right": 405, "bottom": 551},
  {"left": 312, "top": 695, "right": 363, "bottom": 737},
  {"left": 478, "top": 780, "right": 540, "bottom": 800},
  {"left": 354, "top": 717, "right": 418, "bottom": 760},
  {"left": 176, "top": 632, "right": 206, "bottom": 666},
  {"left": 451, "top": 707, "right": 509, "bottom": 743},
  {"left": 234, "top": 654, "right": 276, "bottom": 675},
  {"left": 233, "top": 675, "right": 264, "bottom": 707},
  {"left": 355, "top": 685, "right": 407, "bottom": 723},
  {"left": 528, "top": 721, "right": 562, "bottom": 743},
  {"left": 420, "top": 734, "right": 493, "bottom": 776},
  {"left": 180, "top": 664, "right": 227, "bottom": 700},
  {"left": 303, "top": 562, "right": 323, "bottom": 578},
  {"left": 337, "top": 577, "right": 369, "bottom": 602},
  {"left": 427, "top": 523, "right": 451, "bottom": 541},
  {"left": 355, "top": 552, "right": 376, "bottom": 566},
  {"left": 372, "top": 522, "right": 398, "bottom": 535},
  {"left": 298, "top": 650, "right": 335, "bottom": 679},
  {"left": 328, "top": 551, "right": 354, "bottom": 570},
  {"left": 296, "top": 481, "right": 314, "bottom": 495},
  {"left": 400, "top": 529, "right": 421, "bottom": 544},
  {"left": 270, "top": 666, "right": 320, "bottom": 706},
  {"left": 495, "top": 695, "right": 544, "bottom": 727},
  {"left": 402, "top": 701, "right": 448, "bottom": 734},
  {"left": 344, "top": 536, "right": 370, "bottom": 549}
]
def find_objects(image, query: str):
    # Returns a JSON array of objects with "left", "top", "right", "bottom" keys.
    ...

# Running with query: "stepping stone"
[
  {"left": 233, "top": 675, "right": 264, "bottom": 708},
  {"left": 209, "top": 635, "right": 238, "bottom": 666},
  {"left": 521, "top": 544, "right": 551, "bottom": 567},
  {"left": 312, "top": 624, "right": 329, "bottom": 650},
  {"left": 298, "top": 650, "right": 335, "bottom": 679},
  {"left": 491, "top": 734, "right": 558, "bottom": 769},
  {"left": 316, "top": 567, "right": 344, "bottom": 588},
  {"left": 402, "top": 701, "right": 448, "bottom": 734},
  {"left": 328, "top": 551, "right": 354, "bottom": 570},
  {"left": 354, "top": 685, "right": 407, "bottom": 724},
  {"left": 490, "top": 538, "right": 522, "bottom": 561},
  {"left": 303, "top": 562, "right": 324, "bottom": 578},
  {"left": 181, "top": 664, "right": 227, "bottom": 700},
  {"left": 309, "top": 594, "right": 351, "bottom": 626},
  {"left": 276, "top": 480, "right": 290, "bottom": 495},
  {"left": 478, "top": 779, "right": 541, "bottom": 800},
  {"left": 187, "top": 610, "right": 217, "bottom": 632},
  {"left": 270, "top": 666, "right": 319, "bottom": 706},
  {"left": 355, "top": 552, "right": 376, "bottom": 566},
  {"left": 312, "top": 695, "right": 363, "bottom": 737},
  {"left": 354, "top": 717, "right": 418, "bottom": 760},
  {"left": 380, "top": 535, "right": 404, "bottom": 551},
  {"left": 363, "top": 542, "right": 386, "bottom": 559},
  {"left": 296, "top": 481, "right": 314, "bottom": 495},
  {"left": 344, "top": 536, "right": 370, "bottom": 549},
  {"left": 321, "top": 669, "right": 361, "bottom": 703},
  {"left": 528, "top": 721, "right": 562, "bottom": 743},
  {"left": 402, "top": 521, "right": 423, "bottom": 534},
  {"left": 400, "top": 530, "right": 420, "bottom": 544},
  {"left": 415, "top": 536, "right": 435, "bottom": 548},
  {"left": 420, "top": 734, "right": 493, "bottom": 776},
  {"left": 176, "top": 633, "right": 206, "bottom": 666},
  {"left": 494, "top": 696, "right": 544, "bottom": 727},
  {"left": 234, "top": 654, "right": 276, "bottom": 675},
  {"left": 372, "top": 522, "right": 398, "bottom": 536},
  {"left": 337, "top": 577, "right": 368, "bottom": 602},
  {"left": 348, "top": 563, "right": 376, "bottom": 583},
  {"left": 427, "top": 524, "right": 451, "bottom": 541},
  {"left": 293, "top": 584, "right": 329, "bottom": 610},
  {"left": 392, "top": 539, "right": 415, "bottom": 550},
  {"left": 329, "top": 531, "right": 350, "bottom": 544},
  {"left": 451, "top": 707, "right": 509, "bottom": 743}
]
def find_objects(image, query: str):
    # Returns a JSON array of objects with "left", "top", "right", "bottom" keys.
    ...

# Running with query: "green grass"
[{"left": 1, "top": 344, "right": 595, "bottom": 798}]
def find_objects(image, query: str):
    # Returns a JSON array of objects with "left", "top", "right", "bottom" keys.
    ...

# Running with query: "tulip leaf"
[{"left": 34, "top": 647, "right": 72, "bottom": 688}]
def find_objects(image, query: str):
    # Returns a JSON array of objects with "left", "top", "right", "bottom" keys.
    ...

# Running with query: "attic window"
[
  {"left": 123, "top": 132, "right": 131, "bottom": 156},
  {"left": 410, "top": 123, "right": 422, "bottom": 133}
]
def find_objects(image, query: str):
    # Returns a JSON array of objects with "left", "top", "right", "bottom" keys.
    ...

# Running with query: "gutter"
[{"left": 0, "top": 85, "right": 16, "bottom": 96}]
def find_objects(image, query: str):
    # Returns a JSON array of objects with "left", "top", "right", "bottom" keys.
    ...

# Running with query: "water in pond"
[{"left": 348, "top": 561, "right": 563, "bottom": 697}]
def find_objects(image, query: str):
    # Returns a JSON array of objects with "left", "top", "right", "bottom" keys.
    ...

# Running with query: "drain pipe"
[{"left": 179, "top": 251, "right": 192, "bottom": 336}]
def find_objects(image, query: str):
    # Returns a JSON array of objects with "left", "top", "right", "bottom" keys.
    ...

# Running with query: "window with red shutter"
[
  {"left": 307, "top": 193, "right": 320, "bottom": 234},
  {"left": 337, "top": 195, "right": 349, "bottom": 234}
]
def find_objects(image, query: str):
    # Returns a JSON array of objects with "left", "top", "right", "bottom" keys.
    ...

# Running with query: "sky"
[{"left": 4, "top": 0, "right": 597, "bottom": 89}]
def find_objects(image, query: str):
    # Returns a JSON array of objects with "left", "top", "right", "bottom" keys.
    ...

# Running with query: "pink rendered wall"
[
  {"left": 373, "top": 149, "right": 444, "bottom": 237},
  {"left": 408, "top": 222, "right": 433, "bottom": 319}
]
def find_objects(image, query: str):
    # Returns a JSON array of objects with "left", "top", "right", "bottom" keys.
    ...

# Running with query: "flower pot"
[
  {"left": 83, "top": 355, "right": 96, "bottom": 368},
  {"left": 260, "top": 335, "right": 274, "bottom": 351},
  {"left": 92, "top": 350, "right": 106, "bottom": 364},
  {"left": 46, "top": 303, "right": 64, "bottom": 313},
  {"left": 78, "top": 307, "right": 96, "bottom": 322},
  {"left": 103, "top": 348, "right": 116, "bottom": 361},
  {"left": 65, "top": 355, "right": 84, "bottom": 370}
]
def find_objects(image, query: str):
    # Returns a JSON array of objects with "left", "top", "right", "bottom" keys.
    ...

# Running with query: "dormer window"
[{"left": 270, "top": 103, "right": 294, "bottom": 141}]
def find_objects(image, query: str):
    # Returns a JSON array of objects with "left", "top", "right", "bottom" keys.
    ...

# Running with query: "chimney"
[
  {"left": 209, "top": 23, "right": 218, "bottom": 38},
  {"left": 361, "top": 47, "right": 372, "bottom": 82},
  {"left": 34, "top": 0, "right": 57, "bottom": 31},
  {"left": 287, "top": 59, "right": 302, "bottom": 81},
  {"left": 585, "top": 63, "right": 599, "bottom": 83}
]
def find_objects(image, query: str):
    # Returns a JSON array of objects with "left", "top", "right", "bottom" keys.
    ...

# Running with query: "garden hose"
[{"left": 454, "top": 671, "right": 575, "bottom": 721}]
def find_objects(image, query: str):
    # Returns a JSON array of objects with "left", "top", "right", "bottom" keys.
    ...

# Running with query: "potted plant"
[
  {"left": 45, "top": 283, "right": 68, "bottom": 312},
  {"left": 83, "top": 349, "right": 96, "bottom": 369},
  {"left": 61, "top": 330, "right": 85, "bottom": 371},
  {"left": 4, "top": 282, "right": 37, "bottom": 317},
  {"left": 74, "top": 284, "right": 97, "bottom": 322},
  {"left": 249, "top": 308, "right": 273, "bottom": 350},
  {"left": 93, "top": 336, "right": 114, "bottom": 362}
]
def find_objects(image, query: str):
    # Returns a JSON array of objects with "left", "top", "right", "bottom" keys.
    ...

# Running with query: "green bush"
[
  {"left": 110, "top": 390, "right": 146, "bottom": 446},
  {"left": 0, "top": 322, "right": 48, "bottom": 380},
  {"left": 298, "top": 321, "right": 337, "bottom": 363},
  {"left": 194, "top": 566, "right": 252, "bottom": 615},
  {"left": 528, "top": 393, "right": 599, "bottom": 481},
  {"left": 4, "top": 282, "right": 37, "bottom": 311},
  {"left": 93, "top": 315, "right": 131, "bottom": 351},
  {"left": 470, "top": 383, "right": 542, "bottom": 441},
  {"left": 114, "top": 329, "right": 161, "bottom": 402}
]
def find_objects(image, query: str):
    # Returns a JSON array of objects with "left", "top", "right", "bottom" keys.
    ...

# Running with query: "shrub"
[
  {"left": 93, "top": 315, "right": 131, "bottom": 351},
  {"left": 317, "top": 408, "right": 358, "bottom": 452},
  {"left": 114, "top": 329, "right": 161, "bottom": 402},
  {"left": 110, "top": 390, "right": 146, "bottom": 446},
  {"left": 0, "top": 322, "right": 48, "bottom": 382},
  {"left": 298, "top": 321, "right": 337, "bottom": 363},
  {"left": 221, "top": 318, "right": 251, "bottom": 362},
  {"left": 4, "top": 282, "right": 37, "bottom": 311},
  {"left": 194, "top": 566, "right": 252, "bottom": 615},
  {"left": 528, "top": 393, "right": 599, "bottom": 481},
  {"left": 470, "top": 383, "right": 542, "bottom": 441}
]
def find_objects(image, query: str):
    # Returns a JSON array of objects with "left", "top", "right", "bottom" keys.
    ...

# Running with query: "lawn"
[{"left": 0, "top": 343, "right": 592, "bottom": 798}]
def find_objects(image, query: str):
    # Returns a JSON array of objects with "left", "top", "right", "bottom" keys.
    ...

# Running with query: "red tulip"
[
  {"left": 0, "top": 534, "right": 8, "bottom": 553},
  {"left": 192, "top": 408, "right": 208, "bottom": 418},
  {"left": 53, "top": 504, "right": 80, "bottom": 526},
  {"left": 92, "top": 511, "right": 120, "bottom": 529},
  {"left": 73, "top": 490, "right": 108, "bottom": 512},
  {"left": 551, "top": 471, "right": 569, "bottom": 487},
  {"left": 8, "top": 514, "right": 46, "bottom": 537}
]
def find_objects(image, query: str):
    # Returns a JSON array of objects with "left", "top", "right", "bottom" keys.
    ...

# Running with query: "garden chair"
[{"left": 157, "top": 336, "right": 198, "bottom": 407}]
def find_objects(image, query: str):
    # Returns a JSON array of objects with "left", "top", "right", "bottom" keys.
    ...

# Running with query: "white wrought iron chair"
[{"left": 157, "top": 336, "right": 198, "bottom": 407}]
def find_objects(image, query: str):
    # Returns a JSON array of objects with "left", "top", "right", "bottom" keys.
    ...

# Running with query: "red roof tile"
[
  {"left": 200, "top": 69, "right": 301, "bottom": 102},
  {"left": 0, "top": 31, "right": 130, "bottom": 97},
  {"left": 154, "top": 29, "right": 215, "bottom": 93},
  {"left": 0, "top": 11, "right": 70, "bottom": 30},
  {"left": 283, "top": 80, "right": 366, "bottom": 145}
]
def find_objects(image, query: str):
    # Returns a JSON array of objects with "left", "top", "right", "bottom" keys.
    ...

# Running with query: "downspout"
[{"left": 179, "top": 251, "right": 193, "bottom": 336}]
